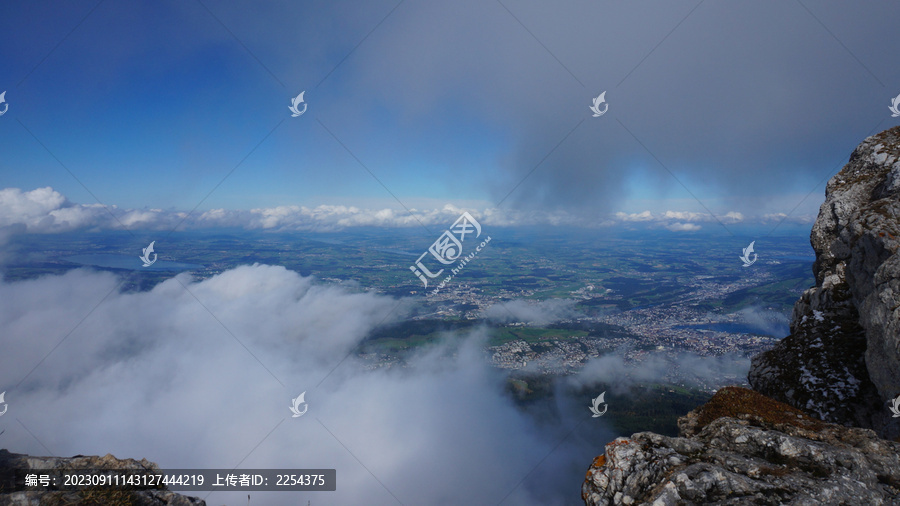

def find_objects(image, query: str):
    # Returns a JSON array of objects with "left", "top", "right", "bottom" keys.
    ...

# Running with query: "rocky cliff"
[
  {"left": 582, "top": 126, "right": 900, "bottom": 505},
  {"left": 582, "top": 387, "right": 900, "bottom": 505},
  {"left": 749, "top": 125, "right": 900, "bottom": 439},
  {"left": 0, "top": 449, "right": 205, "bottom": 506}
]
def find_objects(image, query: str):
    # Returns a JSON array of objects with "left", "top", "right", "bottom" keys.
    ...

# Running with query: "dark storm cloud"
[
  {"left": 342, "top": 0, "right": 900, "bottom": 213},
  {"left": 7, "top": 1, "right": 894, "bottom": 219}
]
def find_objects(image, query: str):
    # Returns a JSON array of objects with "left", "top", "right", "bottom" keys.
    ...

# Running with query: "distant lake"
[
  {"left": 65, "top": 254, "right": 204, "bottom": 271},
  {"left": 674, "top": 322, "right": 788, "bottom": 337},
  {"left": 776, "top": 255, "right": 816, "bottom": 262}
]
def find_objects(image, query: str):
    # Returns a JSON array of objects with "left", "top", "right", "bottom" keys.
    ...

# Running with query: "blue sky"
[{"left": 1, "top": 0, "right": 899, "bottom": 231}]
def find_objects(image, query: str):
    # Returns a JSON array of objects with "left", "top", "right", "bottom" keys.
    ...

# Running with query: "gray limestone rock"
[
  {"left": 0, "top": 449, "right": 206, "bottom": 506},
  {"left": 749, "top": 126, "right": 900, "bottom": 439},
  {"left": 582, "top": 388, "right": 900, "bottom": 505},
  {"left": 584, "top": 127, "right": 900, "bottom": 504}
]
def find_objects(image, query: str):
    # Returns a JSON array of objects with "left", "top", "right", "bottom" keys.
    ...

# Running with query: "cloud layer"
[
  {"left": 0, "top": 186, "right": 814, "bottom": 234},
  {"left": 3, "top": 1, "right": 897, "bottom": 222},
  {"left": 0, "top": 264, "right": 608, "bottom": 505},
  {"left": 569, "top": 350, "right": 751, "bottom": 395},
  {"left": 483, "top": 299, "right": 580, "bottom": 326}
]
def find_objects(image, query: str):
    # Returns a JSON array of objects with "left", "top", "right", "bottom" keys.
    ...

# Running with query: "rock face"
[
  {"left": 582, "top": 387, "right": 900, "bottom": 505},
  {"left": 749, "top": 126, "right": 900, "bottom": 439},
  {"left": 0, "top": 449, "right": 205, "bottom": 506},
  {"left": 582, "top": 127, "right": 900, "bottom": 505}
]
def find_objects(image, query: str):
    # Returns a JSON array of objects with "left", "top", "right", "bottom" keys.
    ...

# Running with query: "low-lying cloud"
[
  {"left": 483, "top": 299, "right": 580, "bottom": 326},
  {"left": 735, "top": 306, "right": 791, "bottom": 338},
  {"left": 0, "top": 264, "right": 607, "bottom": 505},
  {"left": 569, "top": 350, "right": 751, "bottom": 395},
  {"left": 0, "top": 186, "right": 813, "bottom": 235}
]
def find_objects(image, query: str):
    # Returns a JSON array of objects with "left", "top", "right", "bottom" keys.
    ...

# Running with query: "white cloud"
[
  {"left": 483, "top": 299, "right": 580, "bottom": 325},
  {"left": 761, "top": 212, "right": 814, "bottom": 224},
  {"left": 0, "top": 265, "right": 599, "bottom": 505},
  {"left": 666, "top": 222, "right": 702, "bottom": 232},
  {"left": 722, "top": 211, "right": 745, "bottom": 223},
  {"left": 0, "top": 186, "right": 803, "bottom": 235},
  {"left": 735, "top": 306, "right": 790, "bottom": 337},
  {"left": 0, "top": 187, "right": 96, "bottom": 232},
  {"left": 612, "top": 210, "right": 748, "bottom": 231},
  {"left": 661, "top": 210, "right": 704, "bottom": 222},
  {"left": 569, "top": 350, "right": 750, "bottom": 395},
  {"left": 615, "top": 210, "right": 655, "bottom": 222}
]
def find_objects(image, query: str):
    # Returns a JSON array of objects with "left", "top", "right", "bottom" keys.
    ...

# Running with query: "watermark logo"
[
  {"left": 410, "top": 212, "right": 491, "bottom": 293},
  {"left": 0, "top": 91, "right": 7, "bottom": 116},
  {"left": 289, "top": 91, "right": 307, "bottom": 117},
  {"left": 0, "top": 391, "right": 7, "bottom": 417},
  {"left": 140, "top": 241, "right": 157, "bottom": 267},
  {"left": 589, "top": 392, "right": 607, "bottom": 417},
  {"left": 590, "top": 91, "right": 608, "bottom": 117},
  {"left": 289, "top": 391, "right": 308, "bottom": 417},
  {"left": 890, "top": 93, "right": 900, "bottom": 118},
  {"left": 889, "top": 394, "right": 900, "bottom": 418},
  {"left": 740, "top": 241, "right": 757, "bottom": 267}
]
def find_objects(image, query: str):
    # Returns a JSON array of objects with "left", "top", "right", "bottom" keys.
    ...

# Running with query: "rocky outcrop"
[
  {"left": 582, "top": 387, "right": 900, "bottom": 505},
  {"left": 0, "top": 449, "right": 205, "bottom": 505},
  {"left": 583, "top": 127, "right": 900, "bottom": 505},
  {"left": 749, "top": 126, "right": 900, "bottom": 439}
]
